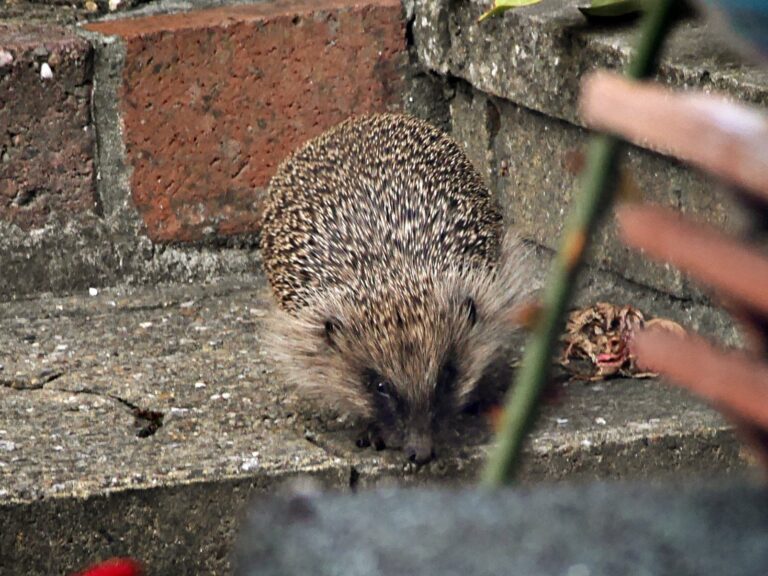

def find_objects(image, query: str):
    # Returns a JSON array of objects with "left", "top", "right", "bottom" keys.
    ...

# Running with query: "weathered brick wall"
[
  {"left": 0, "top": 0, "right": 418, "bottom": 297},
  {"left": 86, "top": 0, "right": 407, "bottom": 242},
  {"left": 0, "top": 23, "right": 96, "bottom": 230}
]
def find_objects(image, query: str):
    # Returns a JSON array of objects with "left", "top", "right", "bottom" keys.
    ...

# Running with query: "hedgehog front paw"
[{"left": 355, "top": 425, "right": 388, "bottom": 451}]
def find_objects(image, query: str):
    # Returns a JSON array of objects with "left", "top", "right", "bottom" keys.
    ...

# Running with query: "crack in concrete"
[
  {"left": 13, "top": 382, "right": 167, "bottom": 439},
  {"left": 0, "top": 369, "right": 63, "bottom": 390}
]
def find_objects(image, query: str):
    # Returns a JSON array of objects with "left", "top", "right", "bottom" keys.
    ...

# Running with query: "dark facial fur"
[{"left": 260, "top": 114, "right": 533, "bottom": 463}]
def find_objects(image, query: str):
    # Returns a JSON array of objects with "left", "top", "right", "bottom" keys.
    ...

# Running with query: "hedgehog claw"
[{"left": 355, "top": 427, "right": 387, "bottom": 451}]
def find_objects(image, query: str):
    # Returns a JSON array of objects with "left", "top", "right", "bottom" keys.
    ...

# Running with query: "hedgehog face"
[
  {"left": 356, "top": 330, "right": 466, "bottom": 464},
  {"left": 263, "top": 232, "right": 533, "bottom": 464}
]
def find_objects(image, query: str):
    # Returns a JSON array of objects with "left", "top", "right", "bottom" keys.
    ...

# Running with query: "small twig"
[{"left": 481, "top": 0, "right": 680, "bottom": 486}]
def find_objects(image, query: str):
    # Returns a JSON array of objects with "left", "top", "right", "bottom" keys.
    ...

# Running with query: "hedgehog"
[{"left": 260, "top": 113, "right": 532, "bottom": 464}]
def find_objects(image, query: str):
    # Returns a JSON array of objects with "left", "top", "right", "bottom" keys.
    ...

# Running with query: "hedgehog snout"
[{"left": 404, "top": 427, "right": 435, "bottom": 465}]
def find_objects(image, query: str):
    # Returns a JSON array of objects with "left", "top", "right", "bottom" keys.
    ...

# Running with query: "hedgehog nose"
[{"left": 405, "top": 434, "right": 434, "bottom": 465}]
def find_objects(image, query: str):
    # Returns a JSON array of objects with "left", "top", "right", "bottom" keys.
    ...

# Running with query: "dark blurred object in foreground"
[{"left": 234, "top": 482, "right": 768, "bottom": 576}]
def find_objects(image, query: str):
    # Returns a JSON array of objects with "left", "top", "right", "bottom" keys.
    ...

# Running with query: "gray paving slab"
[{"left": 0, "top": 270, "right": 749, "bottom": 574}]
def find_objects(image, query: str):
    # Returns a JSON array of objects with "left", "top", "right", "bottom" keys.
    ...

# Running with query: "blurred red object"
[{"left": 74, "top": 558, "right": 144, "bottom": 576}]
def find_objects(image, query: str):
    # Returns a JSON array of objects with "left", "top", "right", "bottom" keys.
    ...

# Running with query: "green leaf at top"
[
  {"left": 478, "top": 0, "right": 544, "bottom": 23},
  {"left": 578, "top": 0, "right": 648, "bottom": 18}
]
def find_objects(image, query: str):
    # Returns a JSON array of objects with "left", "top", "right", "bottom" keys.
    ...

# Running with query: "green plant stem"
[{"left": 481, "top": 0, "right": 679, "bottom": 487}]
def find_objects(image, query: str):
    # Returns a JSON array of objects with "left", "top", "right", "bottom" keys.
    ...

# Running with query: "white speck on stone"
[
  {"left": 210, "top": 394, "right": 221, "bottom": 401},
  {"left": 53, "top": 445, "right": 64, "bottom": 451},
  {"left": 40, "top": 62, "right": 53, "bottom": 80},
  {"left": 180, "top": 300, "right": 195, "bottom": 308},
  {"left": 170, "top": 407, "right": 189, "bottom": 415},
  {"left": 241, "top": 457, "right": 259, "bottom": 471},
  {"left": 109, "top": 0, "right": 122, "bottom": 10},
  {"left": 0, "top": 440, "right": 17, "bottom": 451},
  {"left": 0, "top": 50, "right": 13, "bottom": 67},
  {"left": 556, "top": 418, "right": 569, "bottom": 425},
  {"left": 139, "top": 322, "right": 153, "bottom": 329},
  {"left": 56, "top": 305, "right": 64, "bottom": 311},
  {"left": 595, "top": 417, "right": 607, "bottom": 426},
  {"left": 108, "top": 300, "right": 117, "bottom": 307},
  {"left": 221, "top": 392, "right": 231, "bottom": 400},
  {"left": 194, "top": 381, "right": 206, "bottom": 389},
  {"left": 52, "top": 483, "right": 66, "bottom": 493},
  {"left": 580, "top": 440, "right": 593, "bottom": 448},
  {"left": 88, "top": 287, "right": 98, "bottom": 296},
  {"left": 55, "top": 344, "right": 68, "bottom": 352}
]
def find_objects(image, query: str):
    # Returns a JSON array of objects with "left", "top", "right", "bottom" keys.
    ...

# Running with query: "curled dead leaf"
[{"left": 561, "top": 302, "right": 683, "bottom": 381}]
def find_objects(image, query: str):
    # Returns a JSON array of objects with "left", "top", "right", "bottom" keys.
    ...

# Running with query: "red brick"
[
  {"left": 87, "top": 0, "right": 407, "bottom": 243},
  {"left": 0, "top": 23, "right": 96, "bottom": 230}
]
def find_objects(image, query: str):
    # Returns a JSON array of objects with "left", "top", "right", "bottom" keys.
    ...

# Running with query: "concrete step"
[{"left": 0, "top": 264, "right": 747, "bottom": 575}]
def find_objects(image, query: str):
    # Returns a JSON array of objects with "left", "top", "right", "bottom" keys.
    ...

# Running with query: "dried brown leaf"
[{"left": 561, "top": 302, "right": 681, "bottom": 381}]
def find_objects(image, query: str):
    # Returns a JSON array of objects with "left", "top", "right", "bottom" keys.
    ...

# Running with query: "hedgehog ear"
[
  {"left": 323, "top": 317, "right": 343, "bottom": 348},
  {"left": 463, "top": 297, "right": 478, "bottom": 327}
]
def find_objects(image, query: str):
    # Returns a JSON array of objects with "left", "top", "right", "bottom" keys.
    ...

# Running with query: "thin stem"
[{"left": 481, "top": 0, "right": 679, "bottom": 486}]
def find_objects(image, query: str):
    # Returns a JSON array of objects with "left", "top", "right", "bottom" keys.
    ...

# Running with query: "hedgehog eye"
[
  {"left": 366, "top": 370, "right": 394, "bottom": 398},
  {"left": 376, "top": 379, "right": 393, "bottom": 398}
]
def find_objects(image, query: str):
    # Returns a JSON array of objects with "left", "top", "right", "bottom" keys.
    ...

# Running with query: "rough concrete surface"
[
  {"left": 412, "top": 0, "right": 768, "bottom": 128},
  {"left": 448, "top": 81, "right": 744, "bottom": 301},
  {"left": 235, "top": 480, "right": 768, "bottom": 576},
  {"left": 0, "top": 261, "right": 747, "bottom": 575}
]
